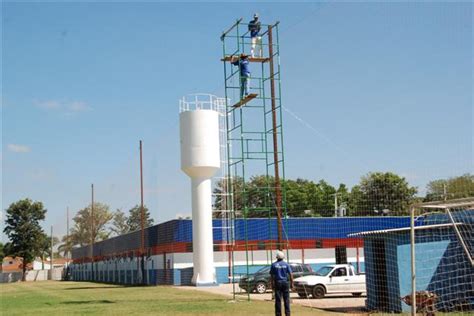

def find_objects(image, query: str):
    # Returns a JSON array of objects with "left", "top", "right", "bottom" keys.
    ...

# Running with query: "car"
[
  {"left": 239, "top": 262, "right": 314, "bottom": 294},
  {"left": 293, "top": 264, "right": 366, "bottom": 299}
]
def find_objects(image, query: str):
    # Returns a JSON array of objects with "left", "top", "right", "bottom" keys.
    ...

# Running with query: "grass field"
[{"left": 1, "top": 281, "right": 337, "bottom": 315}]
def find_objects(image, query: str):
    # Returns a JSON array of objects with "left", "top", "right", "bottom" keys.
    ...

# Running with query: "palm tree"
[
  {"left": 57, "top": 235, "right": 74, "bottom": 260},
  {"left": 37, "top": 233, "right": 59, "bottom": 270}
]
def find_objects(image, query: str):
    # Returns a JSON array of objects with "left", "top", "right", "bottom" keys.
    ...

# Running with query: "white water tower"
[{"left": 179, "top": 94, "right": 221, "bottom": 286}]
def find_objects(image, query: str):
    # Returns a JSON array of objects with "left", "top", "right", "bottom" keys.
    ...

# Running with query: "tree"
[
  {"left": 284, "top": 178, "right": 312, "bottom": 217},
  {"left": 0, "top": 242, "right": 4, "bottom": 263},
  {"left": 127, "top": 205, "right": 154, "bottom": 232},
  {"left": 284, "top": 178, "right": 337, "bottom": 217},
  {"left": 70, "top": 203, "right": 113, "bottom": 247},
  {"left": 312, "top": 180, "right": 337, "bottom": 217},
  {"left": 349, "top": 172, "right": 417, "bottom": 216},
  {"left": 3, "top": 199, "right": 47, "bottom": 280},
  {"left": 111, "top": 209, "right": 129, "bottom": 236},
  {"left": 425, "top": 174, "right": 474, "bottom": 201},
  {"left": 37, "top": 233, "right": 60, "bottom": 269},
  {"left": 57, "top": 234, "right": 74, "bottom": 259},
  {"left": 336, "top": 183, "right": 350, "bottom": 214},
  {"left": 213, "top": 176, "right": 244, "bottom": 216}
]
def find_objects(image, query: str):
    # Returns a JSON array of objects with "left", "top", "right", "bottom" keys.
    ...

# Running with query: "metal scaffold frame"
[{"left": 221, "top": 19, "right": 288, "bottom": 299}]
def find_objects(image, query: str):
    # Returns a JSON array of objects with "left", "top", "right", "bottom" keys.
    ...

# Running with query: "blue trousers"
[
  {"left": 240, "top": 74, "right": 250, "bottom": 99},
  {"left": 274, "top": 280, "right": 290, "bottom": 316}
]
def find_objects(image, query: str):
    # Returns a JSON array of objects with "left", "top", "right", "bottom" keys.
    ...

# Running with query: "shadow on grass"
[
  {"left": 64, "top": 286, "right": 124, "bottom": 290},
  {"left": 317, "top": 307, "right": 367, "bottom": 314},
  {"left": 62, "top": 300, "right": 115, "bottom": 305},
  {"left": 292, "top": 295, "right": 366, "bottom": 300}
]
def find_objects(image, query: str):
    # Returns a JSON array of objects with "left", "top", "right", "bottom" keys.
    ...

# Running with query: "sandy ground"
[{"left": 177, "top": 283, "right": 367, "bottom": 315}]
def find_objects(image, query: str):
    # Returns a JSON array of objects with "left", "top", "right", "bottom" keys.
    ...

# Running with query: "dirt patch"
[{"left": 176, "top": 283, "right": 368, "bottom": 315}]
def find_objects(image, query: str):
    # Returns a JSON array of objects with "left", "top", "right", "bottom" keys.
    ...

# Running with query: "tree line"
[
  {"left": 1, "top": 202, "right": 154, "bottom": 280},
  {"left": 213, "top": 172, "right": 474, "bottom": 217}
]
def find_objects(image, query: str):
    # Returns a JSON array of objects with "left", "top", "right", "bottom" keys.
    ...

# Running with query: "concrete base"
[{"left": 195, "top": 281, "right": 219, "bottom": 287}]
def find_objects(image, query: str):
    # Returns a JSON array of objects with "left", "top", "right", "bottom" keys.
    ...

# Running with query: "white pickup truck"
[{"left": 293, "top": 264, "right": 366, "bottom": 299}]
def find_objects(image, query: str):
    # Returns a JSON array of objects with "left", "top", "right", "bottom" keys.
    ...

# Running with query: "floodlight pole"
[
  {"left": 139, "top": 140, "right": 145, "bottom": 284},
  {"left": 50, "top": 225, "right": 54, "bottom": 280},
  {"left": 410, "top": 206, "right": 416, "bottom": 316},
  {"left": 66, "top": 207, "right": 69, "bottom": 269},
  {"left": 91, "top": 183, "right": 95, "bottom": 280}
]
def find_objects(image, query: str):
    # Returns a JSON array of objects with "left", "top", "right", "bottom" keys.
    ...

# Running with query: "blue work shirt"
[
  {"left": 270, "top": 260, "right": 292, "bottom": 282},
  {"left": 232, "top": 58, "right": 250, "bottom": 76},
  {"left": 248, "top": 19, "right": 261, "bottom": 38}
]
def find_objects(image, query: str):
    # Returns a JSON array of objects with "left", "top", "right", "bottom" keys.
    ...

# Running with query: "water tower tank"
[{"left": 179, "top": 94, "right": 221, "bottom": 286}]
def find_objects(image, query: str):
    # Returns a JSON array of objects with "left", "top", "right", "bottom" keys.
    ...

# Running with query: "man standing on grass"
[
  {"left": 270, "top": 250, "right": 293, "bottom": 316},
  {"left": 231, "top": 53, "right": 251, "bottom": 99}
]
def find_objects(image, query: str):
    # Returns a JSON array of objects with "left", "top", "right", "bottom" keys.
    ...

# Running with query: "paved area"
[{"left": 177, "top": 283, "right": 367, "bottom": 315}]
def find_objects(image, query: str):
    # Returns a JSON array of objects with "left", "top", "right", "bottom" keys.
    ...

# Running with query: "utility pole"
[
  {"left": 268, "top": 25, "right": 283, "bottom": 251},
  {"left": 334, "top": 193, "right": 339, "bottom": 217},
  {"left": 66, "top": 207, "right": 69, "bottom": 269},
  {"left": 50, "top": 225, "right": 54, "bottom": 279},
  {"left": 139, "top": 140, "right": 145, "bottom": 284},
  {"left": 91, "top": 184, "right": 95, "bottom": 280},
  {"left": 443, "top": 183, "right": 447, "bottom": 201}
]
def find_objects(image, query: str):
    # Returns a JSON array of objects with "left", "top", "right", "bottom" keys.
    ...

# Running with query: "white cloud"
[
  {"left": 36, "top": 100, "right": 61, "bottom": 110},
  {"left": 35, "top": 100, "right": 92, "bottom": 113},
  {"left": 8, "top": 144, "right": 31, "bottom": 153},
  {"left": 31, "top": 169, "right": 54, "bottom": 181},
  {"left": 400, "top": 172, "right": 420, "bottom": 182},
  {"left": 68, "top": 101, "right": 90, "bottom": 112}
]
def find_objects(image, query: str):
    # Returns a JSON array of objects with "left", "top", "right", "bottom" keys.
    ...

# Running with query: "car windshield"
[
  {"left": 256, "top": 266, "right": 271, "bottom": 274},
  {"left": 315, "top": 266, "right": 334, "bottom": 276}
]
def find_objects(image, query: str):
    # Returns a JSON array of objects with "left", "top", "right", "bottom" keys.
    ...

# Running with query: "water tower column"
[
  {"left": 191, "top": 176, "right": 215, "bottom": 284},
  {"left": 179, "top": 95, "right": 220, "bottom": 286}
]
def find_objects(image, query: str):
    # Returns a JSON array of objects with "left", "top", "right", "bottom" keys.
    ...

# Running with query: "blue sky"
[{"left": 2, "top": 1, "right": 472, "bottom": 240}]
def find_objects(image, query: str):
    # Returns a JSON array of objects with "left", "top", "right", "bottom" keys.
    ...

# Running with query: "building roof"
[
  {"left": 348, "top": 223, "right": 464, "bottom": 237},
  {"left": 45, "top": 258, "right": 72, "bottom": 265},
  {"left": 415, "top": 198, "right": 474, "bottom": 210},
  {"left": 1, "top": 257, "right": 71, "bottom": 272},
  {"left": 1, "top": 257, "right": 32, "bottom": 272}
]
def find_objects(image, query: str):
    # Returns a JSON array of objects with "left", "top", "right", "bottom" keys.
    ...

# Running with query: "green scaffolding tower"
[{"left": 221, "top": 19, "right": 288, "bottom": 297}]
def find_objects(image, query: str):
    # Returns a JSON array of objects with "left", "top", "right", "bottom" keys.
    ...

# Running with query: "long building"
[{"left": 70, "top": 217, "right": 412, "bottom": 285}]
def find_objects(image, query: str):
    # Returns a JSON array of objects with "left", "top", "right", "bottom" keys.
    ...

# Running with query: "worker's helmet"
[
  {"left": 276, "top": 250, "right": 285, "bottom": 260},
  {"left": 254, "top": 13, "right": 259, "bottom": 19}
]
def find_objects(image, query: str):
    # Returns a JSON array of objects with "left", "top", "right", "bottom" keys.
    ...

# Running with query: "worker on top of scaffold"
[
  {"left": 248, "top": 13, "right": 262, "bottom": 57},
  {"left": 231, "top": 53, "right": 251, "bottom": 99}
]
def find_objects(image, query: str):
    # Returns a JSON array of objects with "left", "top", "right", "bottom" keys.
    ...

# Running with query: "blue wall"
[
  {"left": 397, "top": 239, "right": 450, "bottom": 311},
  {"left": 73, "top": 217, "right": 412, "bottom": 259}
]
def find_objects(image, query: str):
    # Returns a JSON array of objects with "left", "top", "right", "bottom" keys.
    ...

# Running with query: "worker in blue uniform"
[
  {"left": 248, "top": 13, "right": 262, "bottom": 57},
  {"left": 270, "top": 251, "right": 293, "bottom": 316},
  {"left": 231, "top": 53, "right": 251, "bottom": 99}
]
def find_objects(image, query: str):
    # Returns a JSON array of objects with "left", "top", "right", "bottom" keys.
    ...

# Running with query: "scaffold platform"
[
  {"left": 231, "top": 93, "right": 258, "bottom": 108},
  {"left": 221, "top": 55, "right": 269, "bottom": 63}
]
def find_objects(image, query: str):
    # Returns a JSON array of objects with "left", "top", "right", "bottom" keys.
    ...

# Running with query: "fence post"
[{"left": 410, "top": 207, "right": 416, "bottom": 316}]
